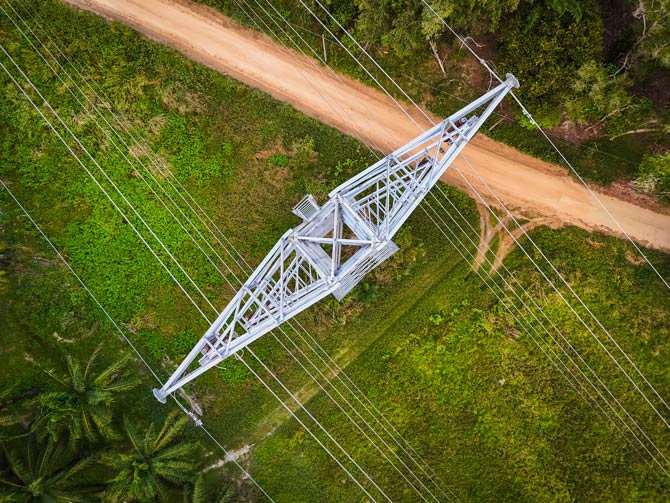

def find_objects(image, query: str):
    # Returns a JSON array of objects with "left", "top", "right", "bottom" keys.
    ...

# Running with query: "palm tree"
[
  {"left": 0, "top": 387, "right": 21, "bottom": 430},
  {"left": 103, "top": 412, "right": 198, "bottom": 502},
  {"left": 0, "top": 386, "right": 34, "bottom": 442},
  {"left": 32, "top": 345, "right": 140, "bottom": 447},
  {"left": 183, "top": 474, "right": 233, "bottom": 503},
  {"left": 0, "top": 436, "right": 99, "bottom": 502}
]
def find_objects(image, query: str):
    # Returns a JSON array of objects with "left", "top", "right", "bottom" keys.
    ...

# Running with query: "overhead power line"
[
  {"left": 0, "top": 178, "right": 278, "bottom": 503},
  {"left": 419, "top": 0, "right": 670, "bottom": 292},
  {"left": 1, "top": 0, "right": 456, "bottom": 500},
  {"left": 2, "top": 2, "right": 667, "bottom": 496},
  {"left": 288, "top": 0, "right": 670, "bottom": 476}
]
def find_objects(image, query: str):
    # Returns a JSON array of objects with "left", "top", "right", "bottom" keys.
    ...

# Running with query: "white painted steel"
[{"left": 154, "top": 74, "right": 518, "bottom": 401}]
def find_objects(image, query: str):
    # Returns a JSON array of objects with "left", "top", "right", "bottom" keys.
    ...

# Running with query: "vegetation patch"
[
  {"left": 197, "top": 0, "right": 670, "bottom": 191},
  {"left": 0, "top": 1, "right": 669, "bottom": 502}
]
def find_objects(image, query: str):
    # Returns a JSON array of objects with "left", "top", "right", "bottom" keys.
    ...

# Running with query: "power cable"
[
  {"left": 6, "top": 0, "right": 670, "bottom": 488},
  {"left": 244, "top": 0, "right": 669, "bottom": 476},
  {"left": 0, "top": 178, "right": 278, "bottom": 502},
  {"left": 0, "top": 35, "right": 387, "bottom": 500},
  {"left": 251, "top": 0, "right": 668, "bottom": 480},
  {"left": 291, "top": 0, "right": 670, "bottom": 474},
  {"left": 5, "top": 2, "right": 431, "bottom": 497},
  {"left": 420, "top": 0, "right": 670, "bottom": 292}
]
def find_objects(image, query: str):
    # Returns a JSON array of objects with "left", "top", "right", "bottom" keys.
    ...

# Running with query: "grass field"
[{"left": 1, "top": 1, "right": 669, "bottom": 501}]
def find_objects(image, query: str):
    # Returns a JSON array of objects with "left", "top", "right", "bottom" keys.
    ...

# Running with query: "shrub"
[{"left": 633, "top": 151, "right": 670, "bottom": 202}]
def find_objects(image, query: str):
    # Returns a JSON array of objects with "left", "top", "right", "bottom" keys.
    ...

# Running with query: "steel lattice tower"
[{"left": 154, "top": 73, "right": 519, "bottom": 402}]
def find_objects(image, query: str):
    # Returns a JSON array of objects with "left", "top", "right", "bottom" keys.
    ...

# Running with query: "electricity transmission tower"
[{"left": 153, "top": 73, "right": 519, "bottom": 402}]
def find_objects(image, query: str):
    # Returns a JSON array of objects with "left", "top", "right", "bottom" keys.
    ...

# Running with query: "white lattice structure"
[{"left": 153, "top": 73, "right": 519, "bottom": 402}]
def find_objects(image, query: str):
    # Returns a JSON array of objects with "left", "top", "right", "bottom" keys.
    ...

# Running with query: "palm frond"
[
  {"left": 38, "top": 437, "right": 62, "bottom": 478},
  {"left": 93, "top": 352, "right": 132, "bottom": 388},
  {"left": 1, "top": 446, "right": 30, "bottom": 484},
  {"left": 50, "top": 455, "right": 96, "bottom": 487},
  {"left": 152, "top": 442, "right": 197, "bottom": 462},
  {"left": 65, "top": 355, "right": 85, "bottom": 393},
  {"left": 146, "top": 471, "right": 164, "bottom": 501},
  {"left": 25, "top": 438, "right": 34, "bottom": 477},
  {"left": 85, "top": 389, "right": 113, "bottom": 407},
  {"left": 42, "top": 367, "right": 70, "bottom": 389},
  {"left": 0, "top": 430, "right": 32, "bottom": 443},
  {"left": 213, "top": 483, "right": 234, "bottom": 503},
  {"left": 153, "top": 462, "right": 195, "bottom": 484},
  {"left": 28, "top": 413, "right": 49, "bottom": 442},
  {"left": 154, "top": 458, "right": 197, "bottom": 473},
  {"left": 102, "top": 459, "right": 132, "bottom": 481},
  {"left": 189, "top": 473, "right": 206, "bottom": 503},
  {"left": 89, "top": 406, "right": 115, "bottom": 439},
  {"left": 37, "top": 391, "right": 70, "bottom": 406},
  {"left": 143, "top": 421, "right": 158, "bottom": 456},
  {"left": 122, "top": 416, "right": 144, "bottom": 453},
  {"left": 101, "top": 378, "right": 140, "bottom": 394},
  {"left": 83, "top": 344, "right": 104, "bottom": 382},
  {"left": 102, "top": 478, "right": 127, "bottom": 503},
  {"left": 0, "top": 475, "right": 25, "bottom": 489},
  {"left": 68, "top": 414, "right": 85, "bottom": 449},
  {"left": 80, "top": 408, "right": 96, "bottom": 445},
  {"left": 154, "top": 412, "right": 188, "bottom": 452}
]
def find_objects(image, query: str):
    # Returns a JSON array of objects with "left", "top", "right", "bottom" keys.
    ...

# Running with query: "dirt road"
[{"left": 65, "top": 0, "right": 670, "bottom": 252}]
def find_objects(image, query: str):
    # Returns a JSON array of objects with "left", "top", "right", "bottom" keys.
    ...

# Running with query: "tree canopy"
[
  {"left": 32, "top": 345, "right": 139, "bottom": 447},
  {"left": 102, "top": 412, "right": 198, "bottom": 502}
]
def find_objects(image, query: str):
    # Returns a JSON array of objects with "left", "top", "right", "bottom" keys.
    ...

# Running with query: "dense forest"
[
  {"left": 201, "top": 0, "right": 670, "bottom": 196},
  {"left": 1, "top": 0, "right": 669, "bottom": 502}
]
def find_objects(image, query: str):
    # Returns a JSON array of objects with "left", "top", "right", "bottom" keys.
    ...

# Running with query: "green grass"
[
  {"left": 245, "top": 226, "right": 670, "bottom": 502},
  {"left": 1, "top": 1, "right": 669, "bottom": 501}
]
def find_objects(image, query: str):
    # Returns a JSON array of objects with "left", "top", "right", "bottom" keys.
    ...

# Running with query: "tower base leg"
[{"left": 153, "top": 388, "right": 168, "bottom": 403}]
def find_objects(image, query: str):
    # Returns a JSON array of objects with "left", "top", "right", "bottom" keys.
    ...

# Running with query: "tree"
[
  {"left": 355, "top": 0, "right": 426, "bottom": 59},
  {"left": 420, "top": 0, "right": 522, "bottom": 37},
  {"left": 499, "top": 7, "right": 603, "bottom": 123},
  {"left": 566, "top": 60, "right": 646, "bottom": 133},
  {"left": 102, "top": 412, "right": 198, "bottom": 502},
  {"left": 0, "top": 437, "right": 99, "bottom": 502},
  {"left": 543, "top": 0, "right": 587, "bottom": 21},
  {"left": 633, "top": 151, "right": 670, "bottom": 202},
  {"left": 32, "top": 345, "right": 140, "bottom": 447},
  {"left": 183, "top": 474, "right": 233, "bottom": 503},
  {"left": 627, "top": 0, "right": 670, "bottom": 68}
]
